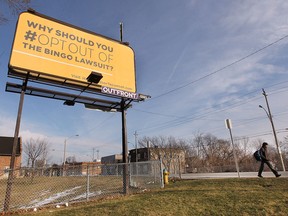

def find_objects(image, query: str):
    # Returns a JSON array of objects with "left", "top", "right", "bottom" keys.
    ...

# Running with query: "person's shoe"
[
  {"left": 276, "top": 174, "right": 281, "bottom": 178},
  {"left": 258, "top": 175, "right": 263, "bottom": 178}
]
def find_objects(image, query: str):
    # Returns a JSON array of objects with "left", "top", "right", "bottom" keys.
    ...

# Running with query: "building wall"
[
  {"left": 65, "top": 162, "right": 102, "bottom": 176},
  {"left": 0, "top": 155, "right": 22, "bottom": 178},
  {"left": 129, "top": 147, "right": 186, "bottom": 174},
  {"left": 80, "top": 162, "right": 102, "bottom": 176},
  {"left": 101, "top": 154, "right": 122, "bottom": 164},
  {"left": 0, "top": 136, "right": 22, "bottom": 178}
]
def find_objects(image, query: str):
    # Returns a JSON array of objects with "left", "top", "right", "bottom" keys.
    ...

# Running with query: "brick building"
[
  {"left": 0, "top": 136, "right": 22, "bottom": 178},
  {"left": 65, "top": 161, "right": 102, "bottom": 176}
]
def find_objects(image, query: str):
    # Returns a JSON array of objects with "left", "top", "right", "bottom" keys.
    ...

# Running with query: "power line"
[
  {"left": 79, "top": 112, "right": 117, "bottom": 137},
  {"left": 130, "top": 33, "right": 288, "bottom": 140},
  {"left": 134, "top": 91, "right": 261, "bottom": 132},
  {"left": 87, "top": 34, "right": 288, "bottom": 144},
  {"left": 133, "top": 86, "right": 288, "bottom": 134},
  {"left": 150, "top": 34, "right": 288, "bottom": 100}
]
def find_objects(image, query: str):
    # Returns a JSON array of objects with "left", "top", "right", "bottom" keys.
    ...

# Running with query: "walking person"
[{"left": 258, "top": 142, "right": 281, "bottom": 178}]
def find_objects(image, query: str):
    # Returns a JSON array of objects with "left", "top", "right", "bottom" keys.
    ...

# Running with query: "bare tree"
[
  {"left": 281, "top": 135, "right": 288, "bottom": 167},
  {"left": 66, "top": 155, "right": 77, "bottom": 164},
  {"left": 139, "top": 136, "right": 186, "bottom": 173},
  {"left": 0, "top": 0, "right": 30, "bottom": 24},
  {"left": 138, "top": 133, "right": 286, "bottom": 173},
  {"left": 188, "top": 133, "right": 236, "bottom": 171},
  {"left": 23, "top": 138, "right": 49, "bottom": 168},
  {"left": 252, "top": 138, "right": 265, "bottom": 149},
  {"left": 234, "top": 136, "right": 250, "bottom": 155}
]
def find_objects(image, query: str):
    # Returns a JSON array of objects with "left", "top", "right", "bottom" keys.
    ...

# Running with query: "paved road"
[{"left": 179, "top": 171, "right": 288, "bottom": 179}]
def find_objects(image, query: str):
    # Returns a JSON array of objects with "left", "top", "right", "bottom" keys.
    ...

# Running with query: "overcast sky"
[{"left": 1, "top": 0, "right": 288, "bottom": 164}]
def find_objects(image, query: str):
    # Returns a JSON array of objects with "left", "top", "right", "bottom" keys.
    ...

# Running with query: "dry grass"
[{"left": 17, "top": 177, "right": 288, "bottom": 216}]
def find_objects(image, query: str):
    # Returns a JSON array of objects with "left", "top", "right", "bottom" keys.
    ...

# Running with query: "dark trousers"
[{"left": 258, "top": 160, "right": 279, "bottom": 176}]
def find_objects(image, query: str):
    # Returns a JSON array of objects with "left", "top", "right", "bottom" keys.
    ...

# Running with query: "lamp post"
[
  {"left": 63, "top": 134, "right": 79, "bottom": 165},
  {"left": 259, "top": 88, "right": 285, "bottom": 171}
]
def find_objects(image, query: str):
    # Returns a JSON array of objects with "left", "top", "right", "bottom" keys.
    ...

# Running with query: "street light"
[
  {"left": 63, "top": 134, "right": 79, "bottom": 165},
  {"left": 259, "top": 104, "right": 286, "bottom": 171}
]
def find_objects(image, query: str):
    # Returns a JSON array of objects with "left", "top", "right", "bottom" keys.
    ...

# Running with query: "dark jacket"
[{"left": 259, "top": 147, "right": 268, "bottom": 162}]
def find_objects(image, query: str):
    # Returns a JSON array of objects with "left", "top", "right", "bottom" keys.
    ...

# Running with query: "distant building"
[
  {"left": 64, "top": 161, "right": 102, "bottom": 176},
  {"left": 129, "top": 148, "right": 151, "bottom": 162},
  {"left": 101, "top": 154, "right": 123, "bottom": 175},
  {"left": 129, "top": 147, "right": 186, "bottom": 174},
  {"left": 101, "top": 154, "right": 122, "bottom": 164},
  {"left": 0, "top": 136, "right": 22, "bottom": 179}
]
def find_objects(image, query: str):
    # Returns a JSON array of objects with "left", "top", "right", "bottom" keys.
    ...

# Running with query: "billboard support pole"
[
  {"left": 4, "top": 74, "right": 29, "bottom": 213},
  {"left": 120, "top": 22, "right": 129, "bottom": 194},
  {"left": 121, "top": 99, "right": 129, "bottom": 194}
]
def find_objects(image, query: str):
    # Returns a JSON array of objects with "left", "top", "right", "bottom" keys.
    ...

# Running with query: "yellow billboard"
[{"left": 9, "top": 11, "right": 136, "bottom": 93}]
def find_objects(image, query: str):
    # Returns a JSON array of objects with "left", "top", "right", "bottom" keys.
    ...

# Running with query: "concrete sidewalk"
[{"left": 179, "top": 171, "right": 288, "bottom": 179}]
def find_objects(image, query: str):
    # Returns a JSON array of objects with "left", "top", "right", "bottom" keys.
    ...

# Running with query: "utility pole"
[
  {"left": 63, "top": 134, "right": 79, "bottom": 165},
  {"left": 134, "top": 131, "right": 138, "bottom": 162},
  {"left": 96, "top": 149, "right": 99, "bottom": 162},
  {"left": 261, "top": 89, "right": 286, "bottom": 171},
  {"left": 134, "top": 131, "right": 138, "bottom": 176},
  {"left": 92, "top": 148, "right": 95, "bottom": 162}
]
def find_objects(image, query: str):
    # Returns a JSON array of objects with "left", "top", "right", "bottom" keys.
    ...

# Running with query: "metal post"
[
  {"left": 225, "top": 119, "right": 240, "bottom": 178},
  {"left": 147, "top": 141, "right": 150, "bottom": 161},
  {"left": 134, "top": 131, "right": 138, "bottom": 162},
  {"left": 229, "top": 128, "right": 240, "bottom": 177},
  {"left": 63, "top": 135, "right": 79, "bottom": 176},
  {"left": 261, "top": 89, "right": 286, "bottom": 171},
  {"left": 86, "top": 165, "right": 90, "bottom": 201},
  {"left": 63, "top": 139, "right": 67, "bottom": 165},
  {"left": 63, "top": 139, "right": 67, "bottom": 177},
  {"left": 120, "top": 22, "right": 129, "bottom": 194},
  {"left": 178, "top": 156, "right": 182, "bottom": 179},
  {"left": 121, "top": 98, "right": 129, "bottom": 194},
  {"left": 134, "top": 131, "right": 138, "bottom": 175},
  {"left": 4, "top": 76, "right": 28, "bottom": 212},
  {"left": 120, "top": 22, "right": 123, "bottom": 42},
  {"left": 160, "top": 156, "right": 164, "bottom": 188},
  {"left": 63, "top": 139, "right": 67, "bottom": 176}
]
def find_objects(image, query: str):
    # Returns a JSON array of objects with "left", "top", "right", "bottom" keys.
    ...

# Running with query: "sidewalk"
[{"left": 179, "top": 171, "right": 288, "bottom": 179}]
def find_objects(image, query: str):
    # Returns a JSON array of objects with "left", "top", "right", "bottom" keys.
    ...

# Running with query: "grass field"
[{"left": 16, "top": 177, "right": 288, "bottom": 216}]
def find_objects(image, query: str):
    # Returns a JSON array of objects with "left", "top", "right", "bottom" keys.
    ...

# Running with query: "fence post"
[
  {"left": 86, "top": 165, "right": 90, "bottom": 201},
  {"left": 160, "top": 157, "right": 164, "bottom": 188},
  {"left": 178, "top": 156, "right": 182, "bottom": 179},
  {"left": 129, "top": 158, "right": 132, "bottom": 187}
]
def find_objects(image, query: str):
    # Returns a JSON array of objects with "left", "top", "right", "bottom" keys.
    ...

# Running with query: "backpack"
[{"left": 253, "top": 150, "right": 261, "bottom": 161}]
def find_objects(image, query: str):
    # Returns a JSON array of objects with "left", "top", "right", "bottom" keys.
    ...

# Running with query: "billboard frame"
[{"left": 8, "top": 9, "right": 137, "bottom": 94}]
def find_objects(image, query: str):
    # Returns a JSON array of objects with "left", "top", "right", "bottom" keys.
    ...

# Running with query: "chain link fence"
[{"left": 0, "top": 160, "right": 163, "bottom": 213}]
